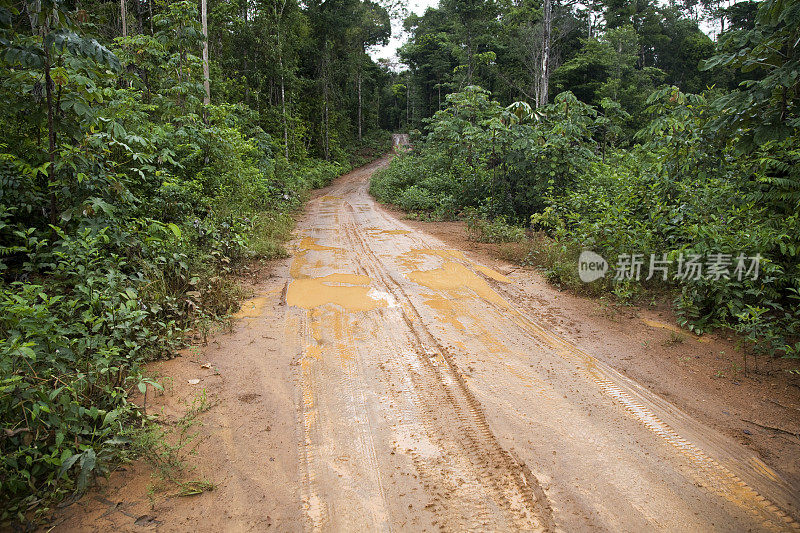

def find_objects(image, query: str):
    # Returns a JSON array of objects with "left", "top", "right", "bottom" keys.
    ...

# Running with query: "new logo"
[{"left": 578, "top": 251, "right": 608, "bottom": 282}]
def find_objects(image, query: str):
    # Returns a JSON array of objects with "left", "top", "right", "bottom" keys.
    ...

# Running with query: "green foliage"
[
  {"left": 700, "top": 0, "right": 800, "bottom": 151},
  {"left": 371, "top": 87, "right": 599, "bottom": 221},
  {"left": 465, "top": 209, "right": 526, "bottom": 243},
  {"left": 374, "top": 0, "right": 800, "bottom": 359},
  {"left": 538, "top": 83, "right": 799, "bottom": 354},
  {"left": 0, "top": 0, "right": 393, "bottom": 523},
  {"left": 554, "top": 25, "right": 666, "bottom": 130}
]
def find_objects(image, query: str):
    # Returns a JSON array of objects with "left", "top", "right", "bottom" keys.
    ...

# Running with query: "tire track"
[
  {"left": 292, "top": 196, "right": 393, "bottom": 532},
  {"left": 349, "top": 180, "right": 799, "bottom": 531},
  {"left": 339, "top": 203, "right": 554, "bottom": 531}
]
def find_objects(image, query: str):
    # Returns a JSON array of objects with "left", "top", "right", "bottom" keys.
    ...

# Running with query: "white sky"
[{"left": 368, "top": 0, "right": 441, "bottom": 65}]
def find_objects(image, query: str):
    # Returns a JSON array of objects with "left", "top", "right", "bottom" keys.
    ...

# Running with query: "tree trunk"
[
  {"left": 44, "top": 47, "right": 57, "bottom": 225},
  {"left": 201, "top": 0, "right": 210, "bottom": 106},
  {"left": 538, "top": 0, "right": 552, "bottom": 108},
  {"left": 133, "top": 0, "right": 142, "bottom": 34},
  {"left": 375, "top": 86, "right": 380, "bottom": 129},
  {"left": 276, "top": 0, "right": 289, "bottom": 160},
  {"left": 149, "top": 0, "right": 153, "bottom": 34},
  {"left": 406, "top": 82, "right": 410, "bottom": 127},
  {"left": 467, "top": 29, "right": 474, "bottom": 85},
  {"left": 120, "top": 0, "right": 127, "bottom": 37},
  {"left": 324, "top": 82, "right": 330, "bottom": 160},
  {"left": 280, "top": 65, "right": 288, "bottom": 159},
  {"left": 357, "top": 66, "right": 362, "bottom": 142}
]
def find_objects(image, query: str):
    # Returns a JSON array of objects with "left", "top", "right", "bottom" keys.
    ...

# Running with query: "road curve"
[{"left": 283, "top": 149, "right": 799, "bottom": 532}]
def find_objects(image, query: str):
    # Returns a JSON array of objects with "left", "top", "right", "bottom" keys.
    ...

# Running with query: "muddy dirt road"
[{"left": 61, "top": 152, "right": 800, "bottom": 532}]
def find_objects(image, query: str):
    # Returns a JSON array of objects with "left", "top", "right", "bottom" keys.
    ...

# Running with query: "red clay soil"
[
  {"left": 394, "top": 213, "right": 800, "bottom": 491},
  {"left": 50, "top": 158, "right": 800, "bottom": 532}
]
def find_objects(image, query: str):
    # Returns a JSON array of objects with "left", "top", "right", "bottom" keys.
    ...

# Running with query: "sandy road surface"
[
  {"left": 281, "top": 154, "right": 800, "bottom": 532},
  {"left": 60, "top": 147, "right": 799, "bottom": 532}
]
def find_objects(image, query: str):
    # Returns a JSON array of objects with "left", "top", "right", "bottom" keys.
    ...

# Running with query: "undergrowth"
[
  {"left": 371, "top": 81, "right": 799, "bottom": 362},
  {"left": 0, "top": 0, "right": 391, "bottom": 520}
]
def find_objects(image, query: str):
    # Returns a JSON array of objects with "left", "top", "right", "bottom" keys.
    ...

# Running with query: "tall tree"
[
  {"left": 349, "top": 0, "right": 390, "bottom": 140},
  {"left": 121, "top": 0, "right": 127, "bottom": 38},
  {"left": 201, "top": 0, "right": 210, "bottom": 105},
  {"left": 539, "top": 0, "right": 552, "bottom": 107}
]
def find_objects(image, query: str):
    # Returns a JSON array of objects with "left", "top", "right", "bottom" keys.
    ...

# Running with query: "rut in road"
[
  {"left": 280, "top": 153, "right": 799, "bottom": 532},
  {"left": 286, "top": 164, "right": 553, "bottom": 531}
]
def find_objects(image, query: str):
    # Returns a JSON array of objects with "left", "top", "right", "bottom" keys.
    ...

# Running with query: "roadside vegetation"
[
  {"left": 372, "top": 0, "right": 799, "bottom": 360},
  {"left": 0, "top": 0, "right": 395, "bottom": 523}
]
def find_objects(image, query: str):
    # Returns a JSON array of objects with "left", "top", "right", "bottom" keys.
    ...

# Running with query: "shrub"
[{"left": 465, "top": 210, "right": 526, "bottom": 243}]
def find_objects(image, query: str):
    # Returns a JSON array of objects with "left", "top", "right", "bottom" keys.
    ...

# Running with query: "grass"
[
  {"left": 249, "top": 211, "right": 295, "bottom": 260},
  {"left": 132, "top": 388, "right": 217, "bottom": 501},
  {"left": 663, "top": 332, "right": 686, "bottom": 347},
  {"left": 464, "top": 211, "right": 526, "bottom": 244}
]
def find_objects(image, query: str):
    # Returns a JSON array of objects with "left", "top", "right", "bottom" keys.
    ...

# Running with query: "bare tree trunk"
[
  {"left": 466, "top": 29, "right": 474, "bottom": 85},
  {"left": 538, "top": 0, "right": 552, "bottom": 108},
  {"left": 324, "top": 82, "right": 330, "bottom": 160},
  {"left": 375, "top": 86, "right": 380, "bottom": 129},
  {"left": 406, "top": 82, "right": 410, "bottom": 126},
  {"left": 280, "top": 66, "right": 288, "bottom": 159},
  {"left": 323, "top": 50, "right": 330, "bottom": 161},
  {"left": 120, "top": 0, "right": 127, "bottom": 37},
  {"left": 44, "top": 47, "right": 57, "bottom": 225},
  {"left": 357, "top": 67, "right": 362, "bottom": 142},
  {"left": 201, "top": 0, "right": 210, "bottom": 106},
  {"left": 276, "top": 0, "right": 289, "bottom": 159},
  {"left": 136, "top": 0, "right": 144, "bottom": 34},
  {"left": 149, "top": 0, "right": 153, "bottom": 34}
]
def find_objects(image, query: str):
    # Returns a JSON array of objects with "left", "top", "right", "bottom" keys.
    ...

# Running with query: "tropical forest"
[{"left": 1, "top": 0, "right": 799, "bottom": 529}]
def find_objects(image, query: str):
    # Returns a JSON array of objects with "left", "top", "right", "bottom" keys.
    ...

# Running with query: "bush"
[
  {"left": 538, "top": 87, "right": 800, "bottom": 353},
  {"left": 465, "top": 210, "right": 526, "bottom": 243},
  {"left": 373, "top": 79, "right": 799, "bottom": 358}
]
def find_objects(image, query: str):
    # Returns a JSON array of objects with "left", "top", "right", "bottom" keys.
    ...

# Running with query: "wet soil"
[
  {"left": 391, "top": 214, "right": 800, "bottom": 495},
  {"left": 54, "top": 151, "right": 800, "bottom": 532}
]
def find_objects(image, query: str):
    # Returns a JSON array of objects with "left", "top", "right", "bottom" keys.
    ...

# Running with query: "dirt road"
[{"left": 61, "top": 150, "right": 800, "bottom": 532}]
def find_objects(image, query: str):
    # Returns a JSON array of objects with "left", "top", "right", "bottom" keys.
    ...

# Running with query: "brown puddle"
[
  {"left": 400, "top": 248, "right": 511, "bottom": 284},
  {"left": 233, "top": 296, "right": 270, "bottom": 319},
  {"left": 472, "top": 263, "right": 511, "bottom": 283},
  {"left": 287, "top": 273, "right": 386, "bottom": 312},
  {"left": 422, "top": 293, "right": 467, "bottom": 331},
  {"left": 298, "top": 236, "right": 342, "bottom": 252},
  {"left": 367, "top": 228, "right": 412, "bottom": 236},
  {"left": 407, "top": 262, "right": 509, "bottom": 308},
  {"left": 641, "top": 318, "right": 708, "bottom": 343},
  {"left": 398, "top": 248, "right": 467, "bottom": 268}
]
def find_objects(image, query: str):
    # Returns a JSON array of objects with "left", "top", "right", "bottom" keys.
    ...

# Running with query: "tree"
[
  {"left": 539, "top": 0, "right": 552, "bottom": 107},
  {"left": 0, "top": 0, "right": 120, "bottom": 224},
  {"left": 348, "top": 0, "right": 390, "bottom": 140},
  {"left": 121, "top": 0, "right": 127, "bottom": 38},
  {"left": 201, "top": 0, "right": 210, "bottom": 106},
  {"left": 439, "top": 0, "right": 499, "bottom": 88},
  {"left": 400, "top": 9, "right": 459, "bottom": 119},
  {"left": 701, "top": 0, "right": 800, "bottom": 151}
]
